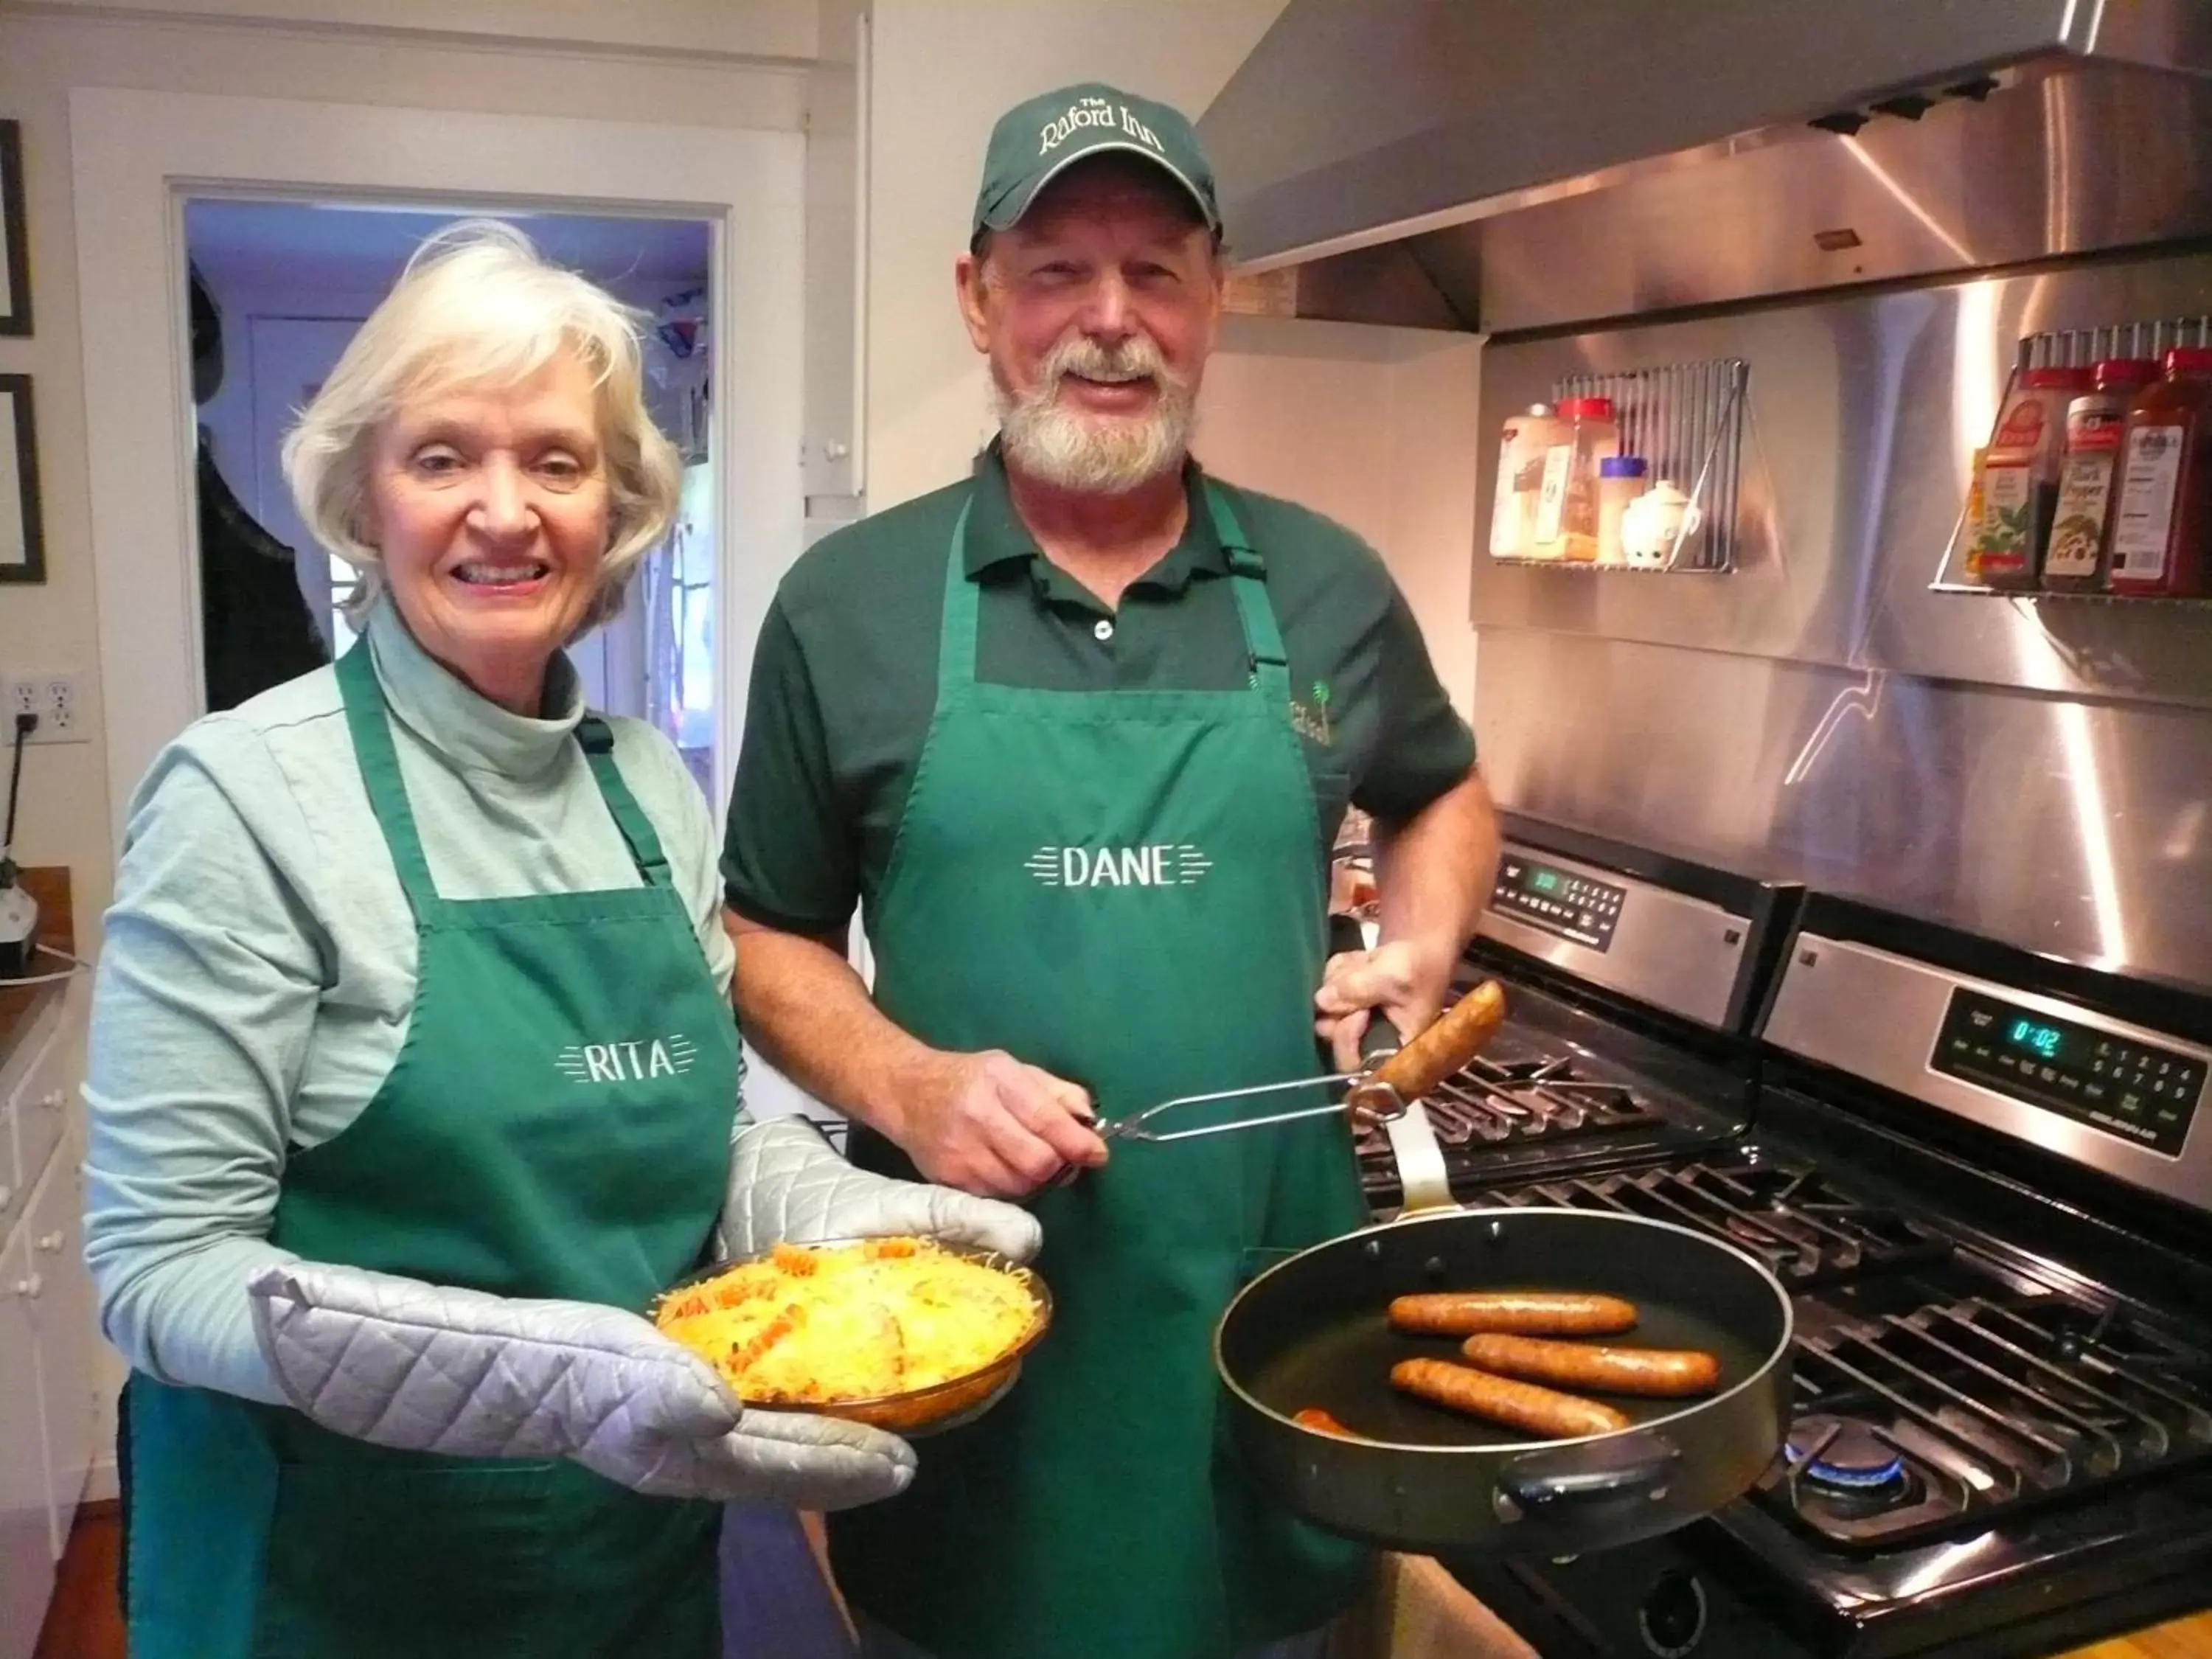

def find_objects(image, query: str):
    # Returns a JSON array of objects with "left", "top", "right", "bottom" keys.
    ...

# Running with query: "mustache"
[{"left": 1034, "top": 333, "right": 1180, "bottom": 397}]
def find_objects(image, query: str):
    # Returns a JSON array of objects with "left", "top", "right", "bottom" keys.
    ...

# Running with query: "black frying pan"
[{"left": 1214, "top": 987, "right": 1792, "bottom": 1559}]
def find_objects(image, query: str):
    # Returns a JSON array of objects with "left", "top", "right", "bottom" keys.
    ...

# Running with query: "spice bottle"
[
  {"left": 1969, "top": 363, "right": 2090, "bottom": 590},
  {"left": 1488, "top": 403, "right": 1565, "bottom": 560},
  {"left": 1531, "top": 395, "right": 1621, "bottom": 562},
  {"left": 2044, "top": 358, "right": 2159, "bottom": 591},
  {"left": 1596, "top": 456, "right": 1648, "bottom": 565},
  {"left": 2107, "top": 347, "right": 2212, "bottom": 597}
]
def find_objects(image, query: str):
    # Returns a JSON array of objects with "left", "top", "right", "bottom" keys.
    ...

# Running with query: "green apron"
[
  {"left": 831, "top": 484, "right": 1371, "bottom": 1659},
  {"left": 121, "top": 636, "right": 740, "bottom": 1659}
]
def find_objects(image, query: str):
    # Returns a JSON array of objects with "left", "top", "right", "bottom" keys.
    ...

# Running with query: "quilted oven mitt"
[
  {"left": 246, "top": 1262, "right": 915, "bottom": 1509},
  {"left": 715, "top": 1112, "right": 1043, "bottom": 1264}
]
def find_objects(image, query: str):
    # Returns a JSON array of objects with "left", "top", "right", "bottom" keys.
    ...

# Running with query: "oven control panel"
[
  {"left": 1931, "top": 988, "right": 2205, "bottom": 1158},
  {"left": 1491, "top": 855, "right": 1624, "bottom": 953}
]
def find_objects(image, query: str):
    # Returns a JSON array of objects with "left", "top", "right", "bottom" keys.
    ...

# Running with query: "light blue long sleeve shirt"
[{"left": 83, "top": 603, "right": 735, "bottom": 1403}]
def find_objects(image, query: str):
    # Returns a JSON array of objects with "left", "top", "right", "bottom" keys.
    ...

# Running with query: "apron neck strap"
[
  {"left": 337, "top": 638, "right": 442, "bottom": 914},
  {"left": 1202, "top": 481, "right": 1289, "bottom": 675},
  {"left": 939, "top": 479, "right": 1292, "bottom": 687},
  {"left": 336, "top": 639, "right": 676, "bottom": 914},
  {"left": 574, "top": 718, "right": 673, "bottom": 888}
]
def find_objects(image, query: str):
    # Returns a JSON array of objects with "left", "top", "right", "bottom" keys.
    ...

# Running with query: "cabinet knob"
[
  {"left": 39, "top": 1088, "right": 64, "bottom": 1110},
  {"left": 13, "top": 1273, "right": 41, "bottom": 1300},
  {"left": 36, "top": 1231, "right": 63, "bottom": 1253}
]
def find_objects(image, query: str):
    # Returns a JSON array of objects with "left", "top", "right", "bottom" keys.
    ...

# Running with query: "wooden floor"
[
  {"left": 30, "top": 1497, "right": 2212, "bottom": 1657},
  {"left": 34, "top": 1502, "right": 124, "bottom": 1659}
]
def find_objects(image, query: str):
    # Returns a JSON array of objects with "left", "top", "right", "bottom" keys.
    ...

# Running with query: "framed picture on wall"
[
  {"left": 0, "top": 121, "right": 27, "bottom": 336},
  {"left": 0, "top": 376, "right": 45, "bottom": 584}
]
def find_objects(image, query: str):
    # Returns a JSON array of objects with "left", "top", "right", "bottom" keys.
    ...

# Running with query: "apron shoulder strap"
[
  {"left": 937, "top": 497, "right": 983, "bottom": 693},
  {"left": 336, "top": 639, "right": 442, "bottom": 916},
  {"left": 576, "top": 717, "right": 674, "bottom": 888},
  {"left": 1202, "top": 481, "right": 1291, "bottom": 681}
]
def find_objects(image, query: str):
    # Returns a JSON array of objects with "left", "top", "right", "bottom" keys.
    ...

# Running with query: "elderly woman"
[{"left": 83, "top": 222, "right": 1036, "bottom": 1659}]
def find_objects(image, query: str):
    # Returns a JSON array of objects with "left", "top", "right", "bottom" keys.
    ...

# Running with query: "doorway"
[
  {"left": 68, "top": 87, "right": 802, "bottom": 838},
  {"left": 182, "top": 199, "right": 720, "bottom": 790}
]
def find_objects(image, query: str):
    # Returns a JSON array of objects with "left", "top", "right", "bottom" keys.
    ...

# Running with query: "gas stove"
[
  {"left": 1395, "top": 835, "right": 2212, "bottom": 1658},
  {"left": 1347, "top": 814, "right": 1798, "bottom": 1201}
]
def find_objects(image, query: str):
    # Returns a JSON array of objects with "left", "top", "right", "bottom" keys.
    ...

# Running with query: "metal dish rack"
[{"left": 1495, "top": 357, "right": 1750, "bottom": 574}]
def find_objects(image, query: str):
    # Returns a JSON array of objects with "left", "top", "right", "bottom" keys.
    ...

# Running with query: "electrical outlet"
[{"left": 2, "top": 674, "right": 87, "bottom": 744}]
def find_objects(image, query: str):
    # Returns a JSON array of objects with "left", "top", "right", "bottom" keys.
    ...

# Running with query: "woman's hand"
[
  {"left": 248, "top": 1262, "right": 915, "bottom": 1509},
  {"left": 718, "top": 1113, "right": 1045, "bottom": 1262}
]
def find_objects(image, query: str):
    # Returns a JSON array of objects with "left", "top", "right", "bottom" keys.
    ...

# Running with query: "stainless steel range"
[
  {"left": 1349, "top": 811, "right": 1795, "bottom": 1203},
  {"left": 1357, "top": 821, "right": 2212, "bottom": 1657}
]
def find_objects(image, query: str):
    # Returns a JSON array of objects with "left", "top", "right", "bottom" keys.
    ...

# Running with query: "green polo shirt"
[{"left": 722, "top": 445, "right": 1475, "bottom": 936}]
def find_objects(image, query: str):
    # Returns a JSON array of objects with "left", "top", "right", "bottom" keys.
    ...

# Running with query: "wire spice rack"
[
  {"left": 1933, "top": 313, "right": 2212, "bottom": 602},
  {"left": 1547, "top": 358, "right": 1750, "bottom": 573}
]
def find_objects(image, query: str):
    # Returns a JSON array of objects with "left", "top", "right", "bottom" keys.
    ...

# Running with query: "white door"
[{"left": 69, "top": 89, "right": 804, "bottom": 836}]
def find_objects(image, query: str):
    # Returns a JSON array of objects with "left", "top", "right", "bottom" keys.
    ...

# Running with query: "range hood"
[{"left": 1198, "top": 0, "right": 2212, "bottom": 335}]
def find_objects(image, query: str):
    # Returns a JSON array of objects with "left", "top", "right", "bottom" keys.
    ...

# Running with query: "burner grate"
[
  {"left": 1761, "top": 1295, "right": 2212, "bottom": 1548},
  {"left": 1475, "top": 1161, "right": 1953, "bottom": 1287},
  {"left": 1352, "top": 1048, "right": 1662, "bottom": 1175}
]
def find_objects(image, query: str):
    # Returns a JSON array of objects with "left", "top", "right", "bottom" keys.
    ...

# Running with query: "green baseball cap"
[{"left": 973, "top": 82, "right": 1221, "bottom": 241}]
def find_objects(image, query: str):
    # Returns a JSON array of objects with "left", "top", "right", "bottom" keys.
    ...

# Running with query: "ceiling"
[{"left": 183, "top": 199, "right": 712, "bottom": 296}]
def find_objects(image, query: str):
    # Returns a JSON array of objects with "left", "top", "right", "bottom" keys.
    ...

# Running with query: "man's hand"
[
  {"left": 903, "top": 1050, "right": 1108, "bottom": 1197},
  {"left": 1314, "top": 939, "right": 1458, "bottom": 1074}
]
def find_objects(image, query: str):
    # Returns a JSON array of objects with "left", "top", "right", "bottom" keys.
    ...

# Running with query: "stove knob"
[{"left": 1637, "top": 1569, "right": 1708, "bottom": 1656}]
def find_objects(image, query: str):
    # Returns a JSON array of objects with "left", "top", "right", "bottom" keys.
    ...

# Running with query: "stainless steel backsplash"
[{"left": 1472, "top": 251, "right": 2212, "bottom": 991}]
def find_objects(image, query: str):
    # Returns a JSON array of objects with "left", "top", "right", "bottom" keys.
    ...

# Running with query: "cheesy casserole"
[{"left": 654, "top": 1239, "right": 1043, "bottom": 1405}]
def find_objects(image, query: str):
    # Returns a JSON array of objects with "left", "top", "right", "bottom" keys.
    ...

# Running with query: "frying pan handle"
[
  {"left": 1492, "top": 1432, "right": 1681, "bottom": 1523},
  {"left": 1378, "top": 1098, "right": 1454, "bottom": 1216}
]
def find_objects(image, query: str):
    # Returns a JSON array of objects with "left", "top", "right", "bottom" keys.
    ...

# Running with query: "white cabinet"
[
  {"left": 27, "top": 1149, "right": 94, "bottom": 1559},
  {"left": 7, "top": 1019, "right": 68, "bottom": 1248},
  {"left": 0, "top": 988, "right": 94, "bottom": 1659},
  {"left": 0, "top": 1227, "right": 56, "bottom": 1659}
]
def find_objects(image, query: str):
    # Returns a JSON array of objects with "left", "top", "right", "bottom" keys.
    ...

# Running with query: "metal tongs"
[{"left": 1093, "top": 980, "right": 1510, "bottom": 1145}]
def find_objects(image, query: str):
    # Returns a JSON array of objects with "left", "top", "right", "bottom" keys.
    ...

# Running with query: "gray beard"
[{"left": 995, "top": 378, "right": 1194, "bottom": 494}]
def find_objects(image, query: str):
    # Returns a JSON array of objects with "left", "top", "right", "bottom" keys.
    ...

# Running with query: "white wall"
[
  {"left": 19, "top": 0, "right": 820, "bottom": 61},
  {"left": 1198, "top": 317, "right": 1483, "bottom": 721}
]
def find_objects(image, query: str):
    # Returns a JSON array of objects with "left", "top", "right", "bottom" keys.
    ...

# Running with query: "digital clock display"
[
  {"left": 1933, "top": 988, "right": 2204, "bottom": 1159},
  {"left": 1490, "top": 856, "right": 1624, "bottom": 953}
]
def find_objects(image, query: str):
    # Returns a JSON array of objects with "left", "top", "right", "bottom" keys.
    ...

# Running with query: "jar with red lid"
[
  {"left": 2044, "top": 358, "right": 2160, "bottom": 591},
  {"left": 1530, "top": 395, "right": 1621, "bottom": 562},
  {"left": 2107, "top": 347, "right": 2212, "bottom": 597}
]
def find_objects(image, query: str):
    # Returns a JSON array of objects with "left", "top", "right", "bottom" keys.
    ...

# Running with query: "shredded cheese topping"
[{"left": 655, "top": 1239, "right": 1041, "bottom": 1404}]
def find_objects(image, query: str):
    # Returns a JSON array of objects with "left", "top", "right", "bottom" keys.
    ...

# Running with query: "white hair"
[
  {"left": 995, "top": 332, "right": 1196, "bottom": 493},
  {"left": 279, "top": 218, "right": 681, "bottom": 631}
]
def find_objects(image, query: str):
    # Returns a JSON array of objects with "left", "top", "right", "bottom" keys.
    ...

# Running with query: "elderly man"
[{"left": 723, "top": 83, "right": 1500, "bottom": 1659}]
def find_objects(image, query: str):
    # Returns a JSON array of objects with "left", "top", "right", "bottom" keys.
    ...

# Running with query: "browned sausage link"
[
  {"left": 1293, "top": 1407, "right": 1363, "bottom": 1439},
  {"left": 1461, "top": 1333, "right": 1722, "bottom": 1398},
  {"left": 1363, "top": 981, "right": 1509, "bottom": 1107},
  {"left": 1391, "top": 1357, "right": 1630, "bottom": 1439},
  {"left": 1388, "top": 1291, "right": 1639, "bottom": 1338}
]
